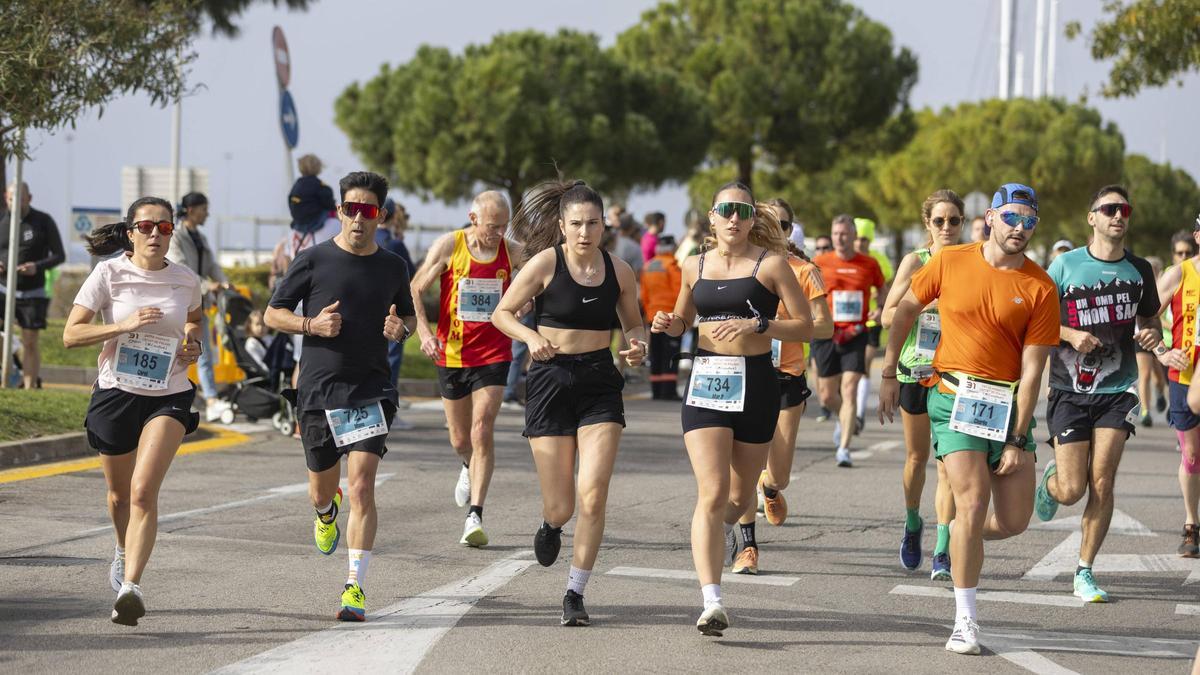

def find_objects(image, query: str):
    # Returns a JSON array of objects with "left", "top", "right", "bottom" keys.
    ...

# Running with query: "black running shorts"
[
  {"left": 0, "top": 295, "right": 49, "bottom": 331},
  {"left": 777, "top": 371, "right": 811, "bottom": 410},
  {"left": 682, "top": 350, "right": 780, "bottom": 444},
  {"left": 810, "top": 332, "right": 868, "bottom": 377},
  {"left": 899, "top": 381, "right": 930, "bottom": 416},
  {"left": 437, "top": 361, "right": 511, "bottom": 400},
  {"left": 300, "top": 400, "right": 396, "bottom": 473},
  {"left": 85, "top": 385, "right": 199, "bottom": 455},
  {"left": 523, "top": 349, "right": 624, "bottom": 437},
  {"left": 1046, "top": 389, "right": 1137, "bottom": 446}
]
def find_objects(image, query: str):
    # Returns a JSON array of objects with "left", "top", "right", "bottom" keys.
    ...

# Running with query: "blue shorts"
[{"left": 1168, "top": 380, "right": 1200, "bottom": 431}]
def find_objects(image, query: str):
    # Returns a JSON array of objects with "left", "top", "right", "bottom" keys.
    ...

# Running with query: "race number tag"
[
  {"left": 686, "top": 355, "right": 746, "bottom": 412},
  {"left": 771, "top": 339, "right": 782, "bottom": 369},
  {"left": 1124, "top": 394, "right": 1142, "bottom": 427},
  {"left": 831, "top": 290, "right": 864, "bottom": 323},
  {"left": 457, "top": 278, "right": 503, "bottom": 322},
  {"left": 114, "top": 332, "right": 177, "bottom": 390},
  {"left": 948, "top": 374, "right": 1014, "bottom": 442},
  {"left": 914, "top": 312, "right": 942, "bottom": 360},
  {"left": 325, "top": 402, "right": 388, "bottom": 448}
]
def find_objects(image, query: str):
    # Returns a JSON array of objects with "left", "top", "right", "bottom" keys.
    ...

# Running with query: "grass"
[
  {"left": 39, "top": 317, "right": 440, "bottom": 380},
  {"left": 0, "top": 389, "right": 90, "bottom": 442}
]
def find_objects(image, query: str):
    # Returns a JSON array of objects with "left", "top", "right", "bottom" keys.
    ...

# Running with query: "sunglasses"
[
  {"left": 1092, "top": 203, "right": 1133, "bottom": 218},
  {"left": 930, "top": 216, "right": 963, "bottom": 228},
  {"left": 342, "top": 201, "right": 381, "bottom": 220},
  {"left": 130, "top": 220, "right": 175, "bottom": 236},
  {"left": 815, "top": 244, "right": 832, "bottom": 252},
  {"left": 712, "top": 201, "right": 755, "bottom": 220},
  {"left": 998, "top": 211, "right": 1040, "bottom": 230}
]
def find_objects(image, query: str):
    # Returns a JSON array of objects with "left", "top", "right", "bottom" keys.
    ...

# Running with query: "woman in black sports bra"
[
  {"left": 651, "top": 181, "right": 815, "bottom": 636},
  {"left": 493, "top": 179, "right": 647, "bottom": 627}
]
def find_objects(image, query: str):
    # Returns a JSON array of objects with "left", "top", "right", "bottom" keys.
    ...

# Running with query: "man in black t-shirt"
[
  {"left": 265, "top": 171, "right": 416, "bottom": 622},
  {"left": 0, "top": 182, "right": 65, "bottom": 389}
]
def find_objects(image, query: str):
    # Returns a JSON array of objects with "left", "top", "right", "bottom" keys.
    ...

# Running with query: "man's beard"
[{"left": 997, "top": 234, "right": 1029, "bottom": 255}]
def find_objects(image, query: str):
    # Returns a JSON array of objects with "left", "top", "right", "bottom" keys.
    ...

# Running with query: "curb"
[
  {"left": 39, "top": 365, "right": 441, "bottom": 397},
  {"left": 0, "top": 426, "right": 218, "bottom": 469}
]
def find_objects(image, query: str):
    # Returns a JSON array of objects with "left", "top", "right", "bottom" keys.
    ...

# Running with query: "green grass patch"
[{"left": 0, "top": 389, "right": 90, "bottom": 442}]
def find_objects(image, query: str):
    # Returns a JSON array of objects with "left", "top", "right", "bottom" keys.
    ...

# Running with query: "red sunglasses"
[
  {"left": 130, "top": 220, "right": 175, "bottom": 236},
  {"left": 342, "top": 202, "right": 381, "bottom": 220},
  {"left": 1091, "top": 203, "right": 1132, "bottom": 218}
]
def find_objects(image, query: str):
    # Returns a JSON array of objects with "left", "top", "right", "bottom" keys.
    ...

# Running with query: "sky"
[{"left": 10, "top": 0, "right": 1200, "bottom": 262}]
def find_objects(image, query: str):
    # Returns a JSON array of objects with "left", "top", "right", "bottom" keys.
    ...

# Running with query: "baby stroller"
[{"left": 213, "top": 290, "right": 296, "bottom": 434}]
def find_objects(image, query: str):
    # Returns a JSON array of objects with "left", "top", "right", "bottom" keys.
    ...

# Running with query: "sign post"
[{"left": 272, "top": 27, "right": 296, "bottom": 185}]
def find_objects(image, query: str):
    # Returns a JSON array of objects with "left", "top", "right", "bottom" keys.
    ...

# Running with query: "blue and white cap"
[{"left": 991, "top": 183, "right": 1038, "bottom": 212}]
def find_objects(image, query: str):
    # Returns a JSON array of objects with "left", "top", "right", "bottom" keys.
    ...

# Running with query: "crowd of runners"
[{"left": 66, "top": 169, "right": 1200, "bottom": 655}]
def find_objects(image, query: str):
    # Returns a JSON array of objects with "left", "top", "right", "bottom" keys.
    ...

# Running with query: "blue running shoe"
[
  {"left": 1035, "top": 459, "right": 1059, "bottom": 522},
  {"left": 900, "top": 523, "right": 923, "bottom": 570},
  {"left": 930, "top": 552, "right": 952, "bottom": 581},
  {"left": 1073, "top": 568, "right": 1108, "bottom": 603}
]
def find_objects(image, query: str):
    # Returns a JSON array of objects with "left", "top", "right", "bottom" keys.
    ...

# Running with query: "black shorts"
[
  {"left": 437, "top": 361, "right": 511, "bottom": 400},
  {"left": 523, "top": 349, "right": 624, "bottom": 437},
  {"left": 0, "top": 295, "right": 48, "bottom": 330},
  {"left": 682, "top": 350, "right": 780, "bottom": 444},
  {"left": 300, "top": 400, "right": 396, "bottom": 473},
  {"left": 899, "top": 381, "right": 930, "bottom": 415},
  {"left": 1046, "top": 389, "right": 1138, "bottom": 446},
  {"left": 867, "top": 324, "right": 882, "bottom": 348},
  {"left": 85, "top": 385, "right": 199, "bottom": 455},
  {"left": 777, "top": 371, "right": 811, "bottom": 409},
  {"left": 1168, "top": 380, "right": 1200, "bottom": 431},
  {"left": 810, "top": 332, "right": 868, "bottom": 377}
]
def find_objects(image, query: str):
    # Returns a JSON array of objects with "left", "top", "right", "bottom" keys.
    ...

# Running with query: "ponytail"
[
  {"left": 84, "top": 222, "right": 132, "bottom": 256},
  {"left": 511, "top": 179, "right": 605, "bottom": 262}
]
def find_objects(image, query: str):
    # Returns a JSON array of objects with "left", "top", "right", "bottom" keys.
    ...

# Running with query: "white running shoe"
[
  {"left": 204, "top": 399, "right": 231, "bottom": 423},
  {"left": 111, "top": 582, "right": 146, "bottom": 626},
  {"left": 454, "top": 465, "right": 471, "bottom": 507},
  {"left": 724, "top": 526, "right": 738, "bottom": 566},
  {"left": 835, "top": 447, "right": 852, "bottom": 468},
  {"left": 696, "top": 604, "right": 729, "bottom": 636},
  {"left": 395, "top": 398, "right": 412, "bottom": 411},
  {"left": 390, "top": 415, "right": 414, "bottom": 431},
  {"left": 109, "top": 551, "right": 124, "bottom": 593},
  {"left": 500, "top": 400, "right": 524, "bottom": 412},
  {"left": 460, "top": 512, "right": 488, "bottom": 547},
  {"left": 944, "top": 617, "right": 981, "bottom": 655}
]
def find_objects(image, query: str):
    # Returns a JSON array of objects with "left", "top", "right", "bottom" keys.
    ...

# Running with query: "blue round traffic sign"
[{"left": 279, "top": 90, "right": 299, "bottom": 149}]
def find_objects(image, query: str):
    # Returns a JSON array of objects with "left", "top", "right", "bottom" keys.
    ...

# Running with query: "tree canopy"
[
  {"left": 865, "top": 99, "right": 1127, "bottom": 240},
  {"left": 614, "top": 0, "right": 917, "bottom": 189},
  {"left": 194, "top": 0, "right": 314, "bottom": 36},
  {"left": 1067, "top": 0, "right": 1200, "bottom": 98},
  {"left": 1121, "top": 153, "right": 1200, "bottom": 257},
  {"left": 335, "top": 29, "right": 710, "bottom": 207}
]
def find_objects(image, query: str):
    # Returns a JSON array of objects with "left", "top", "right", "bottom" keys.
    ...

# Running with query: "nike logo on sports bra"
[
  {"left": 717, "top": 285, "right": 727, "bottom": 290},
  {"left": 582, "top": 297, "right": 597, "bottom": 303}
]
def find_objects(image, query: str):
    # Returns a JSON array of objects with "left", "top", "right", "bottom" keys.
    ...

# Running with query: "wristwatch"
[
  {"left": 1005, "top": 433, "right": 1028, "bottom": 449},
  {"left": 1154, "top": 343, "right": 1169, "bottom": 356},
  {"left": 754, "top": 315, "right": 769, "bottom": 334}
]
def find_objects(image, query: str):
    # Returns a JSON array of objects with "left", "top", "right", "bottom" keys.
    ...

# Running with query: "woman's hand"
[
  {"left": 177, "top": 336, "right": 202, "bottom": 365},
  {"left": 651, "top": 311, "right": 677, "bottom": 335},
  {"left": 119, "top": 307, "right": 163, "bottom": 333},
  {"left": 620, "top": 338, "right": 648, "bottom": 367},
  {"left": 709, "top": 318, "right": 756, "bottom": 341},
  {"left": 528, "top": 334, "right": 559, "bottom": 362}
]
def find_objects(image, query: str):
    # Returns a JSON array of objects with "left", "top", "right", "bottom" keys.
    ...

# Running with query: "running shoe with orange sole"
[
  {"left": 759, "top": 471, "right": 788, "bottom": 526},
  {"left": 731, "top": 546, "right": 758, "bottom": 575}
]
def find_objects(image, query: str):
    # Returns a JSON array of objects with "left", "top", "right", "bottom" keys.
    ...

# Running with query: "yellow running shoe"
[
  {"left": 731, "top": 546, "right": 759, "bottom": 575},
  {"left": 760, "top": 471, "right": 788, "bottom": 526},
  {"left": 314, "top": 488, "right": 342, "bottom": 555},
  {"left": 337, "top": 583, "right": 366, "bottom": 621}
]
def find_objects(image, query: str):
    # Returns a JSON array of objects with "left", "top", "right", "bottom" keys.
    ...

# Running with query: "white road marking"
[
  {"left": 985, "top": 628, "right": 1197, "bottom": 660},
  {"left": 213, "top": 553, "right": 534, "bottom": 674},
  {"left": 1023, "top": 530, "right": 1200, "bottom": 583},
  {"left": 890, "top": 584, "right": 1083, "bottom": 608},
  {"left": 606, "top": 565, "right": 799, "bottom": 587},
  {"left": 987, "top": 649, "right": 1079, "bottom": 675},
  {"left": 1027, "top": 509, "right": 1156, "bottom": 537},
  {"left": 853, "top": 439, "right": 901, "bottom": 462},
  {"left": 1176, "top": 603, "right": 1200, "bottom": 616},
  {"left": 77, "top": 473, "right": 396, "bottom": 536},
  {"left": 1023, "top": 532, "right": 1083, "bottom": 581}
]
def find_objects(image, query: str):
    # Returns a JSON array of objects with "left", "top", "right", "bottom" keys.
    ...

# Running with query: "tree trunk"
[
  {"left": 737, "top": 152, "right": 753, "bottom": 189},
  {"left": 0, "top": 146, "right": 7, "bottom": 192},
  {"left": 507, "top": 185, "right": 523, "bottom": 212}
]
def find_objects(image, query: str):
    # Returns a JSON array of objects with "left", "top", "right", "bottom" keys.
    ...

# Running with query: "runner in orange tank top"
[{"left": 410, "top": 191, "right": 525, "bottom": 547}]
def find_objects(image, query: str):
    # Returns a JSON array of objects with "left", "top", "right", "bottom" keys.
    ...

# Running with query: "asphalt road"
[{"left": 2, "top": 381, "right": 1198, "bottom": 674}]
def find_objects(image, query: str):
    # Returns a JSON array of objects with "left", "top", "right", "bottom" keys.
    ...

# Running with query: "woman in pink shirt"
[
  {"left": 641, "top": 211, "right": 664, "bottom": 262},
  {"left": 64, "top": 196, "right": 203, "bottom": 626}
]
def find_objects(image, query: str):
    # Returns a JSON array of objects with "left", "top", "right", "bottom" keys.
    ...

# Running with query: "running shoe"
[
  {"left": 110, "top": 550, "right": 124, "bottom": 593},
  {"left": 855, "top": 414, "right": 864, "bottom": 436},
  {"left": 534, "top": 522, "right": 562, "bottom": 567},
  {"left": 731, "top": 546, "right": 759, "bottom": 575},
  {"left": 1073, "top": 568, "right": 1108, "bottom": 603},
  {"left": 1140, "top": 411, "right": 1152, "bottom": 428},
  {"left": 1156, "top": 393, "right": 1167, "bottom": 413},
  {"left": 724, "top": 526, "right": 737, "bottom": 566},
  {"left": 461, "top": 512, "right": 488, "bottom": 548},
  {"left": 759, "top": 471, "right": 787, "bottom": 526},
  {"left": 454, "top": 465, "right": 471, "bottom": 508},
  {"left": 756, "top": 478, "right": 766, "bottom": 515},
  {"left": 1179, "top": 524, "right": 1200, "bottom": 558},
  {"left": 314, "top": 488, "right": 342, "bottom": 555},
  {"left": 1035, "top": 459, "right": 1059, "bottom": 522},
  {"left": 561, "top": 590, "right": 590, "bottom": 626},
  {"left": 832, "top": 420, "right": 842, "bottom": 447},
  {"left": 111, "top": 582, "right": 145, "bottom": 626},
  {"left": 696, "top": 604, "right": 729, "bottom": 636},
  {"left": 816, "top": 406, "right": 831, "bottom": 423},
  {"left": 835, "top": 447, "right": 852, "bottom": 468},
  {"left": 944, "top": 617, "right": 980, "bottom": 655},
  {"left": 900, "top": 523, "right": 923, "bottom": 571},
  {"left": 930, "top": 552, "right": 952, "bottom": 581},
  {"left": 390, "top": 415, "right": 414, "bottom": 431},
  {"left": 337, "top": 583, "right": 366, "bottom": 621},
  {"left": 500, "top": 399, "right": 524, "bottom": 412}
]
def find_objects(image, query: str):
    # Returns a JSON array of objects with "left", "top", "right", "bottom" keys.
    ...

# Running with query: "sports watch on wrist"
[
  {"left": 1154, "top": 343, "right": 1169, "bottom": 356},
  {"left": 1005, "top": 433, "right": 1028, "bottom": 449},
  {"left": 754, "top": 315, "right": 769, "bottom": 334}
]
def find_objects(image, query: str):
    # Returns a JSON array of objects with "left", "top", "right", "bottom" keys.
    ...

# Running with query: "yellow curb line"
[{"left": 0, "top": 425, "right": 253, "bottom": 485}]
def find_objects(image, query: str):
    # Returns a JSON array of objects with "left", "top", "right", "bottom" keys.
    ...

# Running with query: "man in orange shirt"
[
  {"left": 641, "top": 235, "right": 683, "bottom": 399},
  {"left": 812, "top": 215, "right": 886, "bottom": 467},
  {"left": 879, "top": 183, "right": 1060, "bottom": 656}
]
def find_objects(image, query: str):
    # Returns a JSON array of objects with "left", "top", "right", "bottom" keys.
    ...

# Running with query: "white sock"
[
  {"left": 701, "top": 583, "right": 722, "bottom": 608},
  {"left": 953, "top": 586, "right": 977, "bottom": 621},
  {"left": 567, "top": 566, "right": 591, "bottom": 596},
  {"left": 115, "top": 544, "right": 125, "bottom": 559},
  {"left": 347, "top": 549, "right": 371, "bottom": 590},
  {"left": 1078, "top": 558, "right": 1092, "bottom": 569},
  {"left": 856, "top": 377, "right": 869, "bottom": 415}
]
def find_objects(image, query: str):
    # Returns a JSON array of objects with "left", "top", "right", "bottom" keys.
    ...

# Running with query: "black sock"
[
  {"left": 739, "top": 521, "right": 757, "bottom": 549},
  {"left": 462, "top": 461, "right": 469, "bottom": 469},
  {"left": 762, "top": 485, "right": 779, "bottom": 499},
  {"left": 316, "top": 500, "right": 338, "bottom": 524},
  {"left": 469, "top": 504, "right": 483, "bottom": 519}
]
